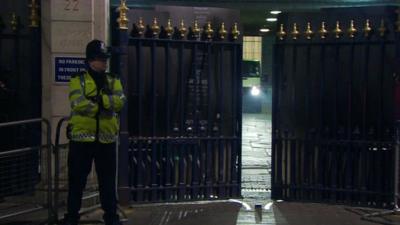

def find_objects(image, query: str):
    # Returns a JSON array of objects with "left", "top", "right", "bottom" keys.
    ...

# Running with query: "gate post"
[
  {"left": 116, "top": 0, "right": 130, "bottom": 205},
  {"left": 29, "top": 0, "right": 41, "bottom": 119},
  {"left": 395, "top": 7, "right": 400, "bottom": 209}
]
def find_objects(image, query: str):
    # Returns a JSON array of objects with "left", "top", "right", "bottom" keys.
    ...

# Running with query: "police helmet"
[{"left": 86, "top": 39, "right": 111, "bottom": 60}]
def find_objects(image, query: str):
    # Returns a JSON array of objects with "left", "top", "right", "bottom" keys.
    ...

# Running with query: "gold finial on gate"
[
  {"left": 318, "top": 22, "right": 328, "bottom": 39},
  {"left": 219, "top": 22, "right": 227, "bottom": 40},
  {"left": 363, "top": 19, "right": 372, "bottom": 38},
  {"left": 347, "top": 20, "right": 357, "bottom": 38},
  {"left": 193, "top": 20, "right": 201, "bottom": 39},
  {"left": 179, "top": 19, "right": 187, "bottom": 39},
  {"left": 10, "top": 13, "right": 19, "bottom": 32},
  {"left": 151, "top": 17, "right": 160, "bottom": 37},
  {"left": 165, "top": 19, "right": 174, "bottom": 38},
  {"left": 304, "top": 22, "right": 313, "bottom": 40},
  {"left": 379, "top": 19, "right": 386, "bottom": 37},
  {"left": 205, "top": 21, "right": 214, "bottom": 40},
  {"left": 117, "top": 0, "right": 129, "bottom": 30},
  {"left": 333, "top": 21, "right": 343, "bottom": 39},
  {"left": 28, "top": 0, "right": 39, "bottom": 28},
  {"left": 137, "top": 17, "right": 145, "bottom": 37},
  {"left": 291, "top": 23, "right": 299, "bottom": 40},
  {"left": 277, "top": 24, "right": 286, "bottom": 40},
  {"left": 231, "top": 23, "right": 240, "bottom": 40}
]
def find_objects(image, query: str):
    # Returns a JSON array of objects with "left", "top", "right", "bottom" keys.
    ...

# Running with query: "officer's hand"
[
  {"left": 88, "top": 96, "right": 104, "bottom": 109},
  {"left": 97, "top": 95, "right": 104, "bottom": 109},
  {"left": 102, "top": 87, "right": 112, "bottom": 95},
  {"left": 88, "top": 96, "right": 98, "bottom": 103}
]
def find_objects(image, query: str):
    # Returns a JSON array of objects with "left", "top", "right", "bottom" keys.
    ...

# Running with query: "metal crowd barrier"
[
  {"left": 54, "top": 116, "right": 69, "bottom": 221},
  {"left": 0, "top": 118, "right": 53, "bottom": 223}
]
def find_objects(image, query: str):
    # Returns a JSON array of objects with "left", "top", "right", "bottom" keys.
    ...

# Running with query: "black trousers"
[{"left": 66, "top": 141, "right": 118, "bottom": 223}]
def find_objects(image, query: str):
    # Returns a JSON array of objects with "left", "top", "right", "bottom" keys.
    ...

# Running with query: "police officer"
[{"left": 63, "top": 39, "right": 125, "bottom": 225}]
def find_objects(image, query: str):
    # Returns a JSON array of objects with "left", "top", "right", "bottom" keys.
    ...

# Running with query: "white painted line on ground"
[
  {"left": 229, "top": 199, "right": 252, "bottom": 210},
  {"left": 264, "top": 202, "right": 273, "bottom": 210}
]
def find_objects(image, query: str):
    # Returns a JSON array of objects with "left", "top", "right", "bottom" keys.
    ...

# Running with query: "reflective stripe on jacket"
[{"left": 68, "top": 71, "right": 126, "bottom": 143}]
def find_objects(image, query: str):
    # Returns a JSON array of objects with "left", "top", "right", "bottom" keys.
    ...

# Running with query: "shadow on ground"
[{"left": 272, "top": 202, "right": 400, "bottom": 225}]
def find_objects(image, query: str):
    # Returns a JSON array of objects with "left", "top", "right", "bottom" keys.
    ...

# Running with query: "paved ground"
[
  {"left": 3, "top": 113, "right": 400, "bottom": 224},
  {"left": 4, "top": 200, "right": 400, "bottom": 225},
  {"left": 237, "top": 113, "right": 272, "bottom": 225},
  {"left": 78, "top": 200, "right": 400, "bottom": 225},
  {"left": 235, "top": 113, "right": 400, "bottom": 225}
]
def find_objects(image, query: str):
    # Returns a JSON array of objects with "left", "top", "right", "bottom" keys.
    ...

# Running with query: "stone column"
[
  {"left": 41, "top": 0, "right": 109, "bottom": 141},
  {"left": 40, "top": 0, "right": 110, "bottom": 201}
]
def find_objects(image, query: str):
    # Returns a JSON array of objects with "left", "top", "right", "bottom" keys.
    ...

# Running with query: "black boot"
[
  {"left": 103, "top": 214, "right": 121, "bottom": 225},
  {"left": 59, "top": 219, "right": 78, "bottom": 225},
  {"left": 60, "top": 214, "right": 79, "bottom": 225}
]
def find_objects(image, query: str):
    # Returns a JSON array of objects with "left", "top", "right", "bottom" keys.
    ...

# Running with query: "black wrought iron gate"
[
  {"left": 114, "top": 12, "right": 242, "bottom": 203},
  {"left": 0, "top": 0, "right": 41, "bottom": 198},
  {"left": 272, "top": 6, "right": 400, "bottom": 207}
]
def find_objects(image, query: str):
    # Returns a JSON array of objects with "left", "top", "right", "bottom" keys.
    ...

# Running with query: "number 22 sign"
[{"left": 65, "top": 0, "right": 79, "bottom": 11}]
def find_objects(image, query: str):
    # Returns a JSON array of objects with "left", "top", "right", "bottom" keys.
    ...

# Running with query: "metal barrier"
[
  {"left": 54, "top": 116, "right": 69, "bottom": 221},
  {"left": 0, "top": 118, "right": 53, "bottom": 222}
]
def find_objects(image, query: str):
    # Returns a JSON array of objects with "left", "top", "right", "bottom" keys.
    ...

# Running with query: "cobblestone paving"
[{"left": 236, "top": 113, "right": 274, "bottom": 225}]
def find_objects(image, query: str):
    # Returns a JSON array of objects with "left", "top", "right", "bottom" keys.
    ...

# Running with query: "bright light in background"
[
  {"left": 266, "top": 18, "right": 278, "bottom": 22},
  {"left": 251, "top": 86, "right": 260, "bottom": 96},
  {"left": 270, "top": 10, "right": 282, "bottom": 15},
  {"left": 259, "top": 28, "right": 270, "bottom": 33}
]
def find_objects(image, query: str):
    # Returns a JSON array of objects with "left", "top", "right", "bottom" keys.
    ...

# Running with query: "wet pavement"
[
  {"left": 237, "top": 113, "right": 272, "bottom": 225},
  {"left": 73, "top": 113, "right": 397, "bottom": 225},
  {"left": 234, "top": 113, "right": 400, "bottom": 225}
]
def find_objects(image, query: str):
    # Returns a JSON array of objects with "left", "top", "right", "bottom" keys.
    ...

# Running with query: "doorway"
[{"left": 237, "top": 35, "right": 273, "bottom": 224}]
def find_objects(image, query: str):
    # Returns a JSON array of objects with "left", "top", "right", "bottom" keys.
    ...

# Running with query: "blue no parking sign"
[{"left": 55, "top": 57, "right": 86, "bottom": 82}]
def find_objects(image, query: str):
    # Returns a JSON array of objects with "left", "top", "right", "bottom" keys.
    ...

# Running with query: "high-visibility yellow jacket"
[{"left": 68, "top": 71, "right": 126, "bottom": 143}]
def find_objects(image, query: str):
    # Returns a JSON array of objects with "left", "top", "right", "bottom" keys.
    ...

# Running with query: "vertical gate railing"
[
  {"left": 272, "top": 6, "right": 400, "bottom": 207},
  {"left": 0, "top": 1, "right": 41, "bottom": 124},
  {"left": 0, "top": 0, "right": 47, "bottom": 222},
  {"left": 394, "top": 8, "right": 400, "bottom": 209},
  {"left": 114, "top": 4, "right": 242, "bottom": 203}
]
